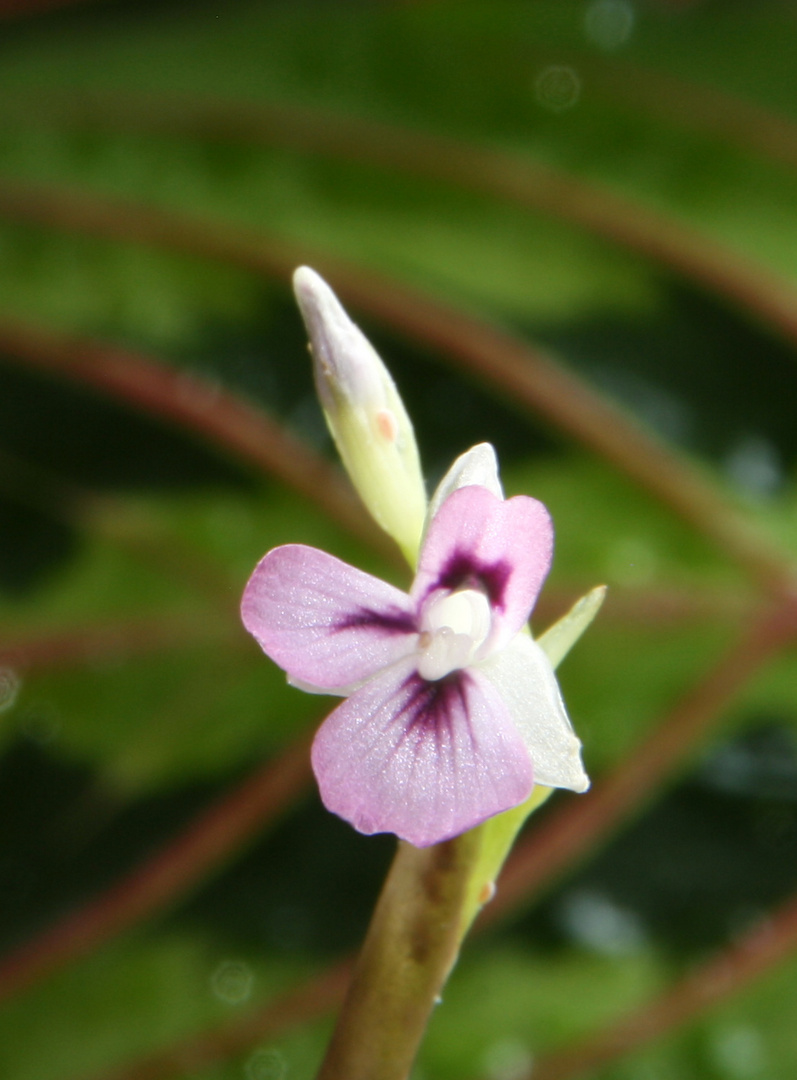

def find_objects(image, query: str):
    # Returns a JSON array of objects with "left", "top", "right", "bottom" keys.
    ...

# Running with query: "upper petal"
[
  {"left": 479, "top": 633, "right": 589, "bottom": 792},
  {"left": 241, "top": 544, "right": 417, "bottom": 691},
  {"left": 311, "top": 658, "right": 533, "bottom": 847},
  {"left": 412, "top": 485, "right": 553, "bottom": 651}
]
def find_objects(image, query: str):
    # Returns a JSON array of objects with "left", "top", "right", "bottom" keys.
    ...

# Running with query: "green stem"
[
  {"left": 315, "top": 833, "right": 481, "bottom": 1080},
  {"left": 315, "top": 783, "right": 555, "bottom": 1080}
]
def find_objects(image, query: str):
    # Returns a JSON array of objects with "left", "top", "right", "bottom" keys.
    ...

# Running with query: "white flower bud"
[{"left": 293, "top": 267, "right": 427, "bottom": 564}]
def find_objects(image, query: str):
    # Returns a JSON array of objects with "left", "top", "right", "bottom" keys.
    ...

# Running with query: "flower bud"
[{"left": 293, "top": 266, "right": 427, "bottom": 563}]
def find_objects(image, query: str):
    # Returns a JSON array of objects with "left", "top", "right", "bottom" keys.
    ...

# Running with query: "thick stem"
[{"left": 315, "top": 832, "right": 481, "bottom": 1080}]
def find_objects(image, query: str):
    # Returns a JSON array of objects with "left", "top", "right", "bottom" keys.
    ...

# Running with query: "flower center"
[{"left": 416, "top": 588, "right": 492, "bottom": 681}]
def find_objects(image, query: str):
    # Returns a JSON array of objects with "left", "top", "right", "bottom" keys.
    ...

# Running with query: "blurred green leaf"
[
  {"left": 506, "top": 456, "right": 747, "bottom": 592},
  {"left": 420, "top": 944, "right": 666, "bottom": 1080},
  {"left": 0, "top": 0, "right": 795, "bottom": 337},
  {"left": 0, "top": 221, "right": 261, "bottom": 346},
  {"left": 593, "top": 950, "right": 797, "bottom": 1080},
  {"left": 0, "top": 930, "right": 310, "bottom": 1080}
]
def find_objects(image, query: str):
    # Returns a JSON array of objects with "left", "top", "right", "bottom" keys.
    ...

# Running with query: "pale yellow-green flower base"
[{"left": 459, "top": 583, "right": 606, "bottom": 934}]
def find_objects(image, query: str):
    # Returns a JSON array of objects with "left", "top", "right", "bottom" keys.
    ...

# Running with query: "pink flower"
[{"left": 242, "top": 466, "right": 588, "bottom": 847}]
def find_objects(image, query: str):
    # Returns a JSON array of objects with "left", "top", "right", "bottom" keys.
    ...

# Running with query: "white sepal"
[
  {"left": 478, "top": 634, "right": 589, "bottom": 792},
  {"left": 425, "top": 443, "right": 504, "bottom": 541}
]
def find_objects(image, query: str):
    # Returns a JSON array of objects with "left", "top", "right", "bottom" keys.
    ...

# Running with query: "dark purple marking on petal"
[
  {"left": 311, "top": 659, "right": 534, "bottom": 846},
  {"left": 335, "top": 606, "right": 418, "bottom": 635},
  {"left": 413, "top": 487, "right": 553, "bottom": 649},
  {"left": 403, "top": 671, "right": 467, "bottom": 732},
  {"left": 433, "top": 549, "right": 512, "bottom": 611}
]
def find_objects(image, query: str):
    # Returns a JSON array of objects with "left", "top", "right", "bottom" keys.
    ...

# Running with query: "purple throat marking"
[
  {"left": 436, "top": 550, "right": 511, "bottom": 610},
  {"left": 400, "top": 671, "right": 469, "bottom": 734},
  {"left": 335, "top": 607, "right": 417, "bottom": 634}
]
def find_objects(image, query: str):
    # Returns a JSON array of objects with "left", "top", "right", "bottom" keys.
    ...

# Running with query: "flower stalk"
[{"left": 315, "top": 833, "right": 482, "bottom": 1080}]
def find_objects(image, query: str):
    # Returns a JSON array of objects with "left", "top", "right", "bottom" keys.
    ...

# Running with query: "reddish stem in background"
[
  {"left": 0, "top": 182, "right": 791, "bottom": 593},
  {"left": 0, "top": 614, "right": 236, "bottom": 671},
  {"left": 585, "top": 58, "right": 797, "bottom": 176},
  {"left": 0, "top": 321, "right": 392, "bottom": 559},
  {"left": 0, "top": 732, "right": 313, "bottom": 1006},
  {"left": 6, "top": 93, "right": 797, "bottom": 344}
]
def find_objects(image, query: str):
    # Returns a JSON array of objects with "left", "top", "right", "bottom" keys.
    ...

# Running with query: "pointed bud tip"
[
  {"left": 293, "top": 266, "right": 353, "bottom": 322},
  {"left": 292, "top": 264, "right": 324, "bottom": 299},
  {"left": 290, "top": 265, "right": 427, "bottom": 563},
  {"left": 293, "top": 265, "right": 337, "bottom": 323},
  {"left": 291, "top": 266, "right": 357, "bottom": 371}
]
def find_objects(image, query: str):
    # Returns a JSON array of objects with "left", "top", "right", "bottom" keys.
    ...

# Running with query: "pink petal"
[
  {"left": 241, "top": 545, "right": 417, "bottom": 691},
  {"left": 413, "top": 486, "right": 553, "bottom": 651},
  {"left": 311, "top": 659, "right": 533, "bottom": 846}
]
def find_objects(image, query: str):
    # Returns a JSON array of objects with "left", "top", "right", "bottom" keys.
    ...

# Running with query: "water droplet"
[
  {"left": 534, "top": 65, "right": 581, "bottom": 112},
  {"left": 210, "top": 959, "right": 254, "bottom": 1005},
  {"left": 585, "top": 0, "right": 635, "bottom": 51},
  {"left": 0, "top": 667, "right": 20, "bottom": 713},
  {"left": 244, "top": 1047, "right": 287, "bottom": 1080}
]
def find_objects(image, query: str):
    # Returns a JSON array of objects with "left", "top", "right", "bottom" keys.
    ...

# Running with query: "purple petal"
[
  {"left": 241, "top": 544, "right": 417, "bottom": 691},
  {"left": 413, "top": 486, "right": 553, "bottom": 651},
  {"left": 311, "top": 659, "right": 533, "bottom": 846}
]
